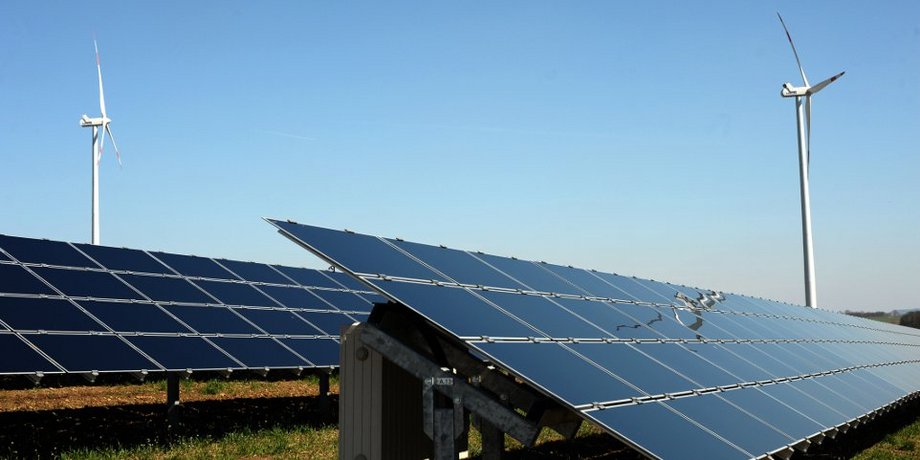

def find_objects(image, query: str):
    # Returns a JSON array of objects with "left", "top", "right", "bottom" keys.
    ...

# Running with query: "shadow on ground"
[
  {"left": 3, "top": 390, "right": 919, "bottom": 459},
  {"left": 798, "top": 398, "right": 920, "bottom": 460},
  {"left": 469, "top": 433, "right": 645, "bottom": 460},
  {"left": 0, "top": 394, "right": 337, "bottom": 458}
]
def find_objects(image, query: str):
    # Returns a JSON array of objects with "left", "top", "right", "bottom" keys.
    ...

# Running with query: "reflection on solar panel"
[
  {"left": 0, "top": 233, "right": 377, "bottom": 379},
  {"left": 269, "top": 220, "right": 920, "bottom": 460}
]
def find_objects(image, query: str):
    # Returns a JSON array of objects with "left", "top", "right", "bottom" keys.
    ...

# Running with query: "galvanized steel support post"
[
  {"left": 318, "top": 371, "right": 331, "bottom": 413},
  {"left": 166, "top": 372, "right": 181, "bottom": 430}
]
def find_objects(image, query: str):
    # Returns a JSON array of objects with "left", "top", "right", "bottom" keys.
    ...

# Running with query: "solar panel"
[
  {"left": 269, "top": 220, "right": 920, "bottom": 460},
  {"left": 0, "top": 233, "right": 382, "bottom": 379},
  {"left": 216, "top": 259, "right": 291, "bottom": 284},
  {"left": 149, "top": 251, "right": 238, "bottom": 279},
  {"left": 271, "top": 265, "right": 343, "bottom": 289},
  {"left": 0, "top": 234, "right": 94, "bottom": 267},
  {"left": 74, "top": 243, "right": 173, "bottom": 274},
  {"left": 24, "top": 334, "right": 157, "bottom": 373},
  {"left": 77, "top": 300, "right": 192, "bottom": 333},
  {"left": 0, "top": 298, "right": 107, "bottom": 332},
  {"left": 125, "top": 336, "right": 239, "bottom": 370},
  {"left": 0, "top": 333, "right": 60, "bottom": 375}
]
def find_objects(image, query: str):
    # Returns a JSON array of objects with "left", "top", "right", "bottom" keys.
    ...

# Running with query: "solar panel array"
[
  {"left": 0, "top": 233, "right": 385, "bottom": 377},
  {"left": 270, "top": 220, "right": 920, "bottom": 460}
]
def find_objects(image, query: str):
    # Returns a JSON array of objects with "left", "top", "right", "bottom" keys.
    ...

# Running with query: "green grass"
[
  {"left": 201, "top": 380, "right": 227, "bottom": 395},
  {"left": 57, "top": 417, "right": 611, "bottom": 460},
  {"left": 867, "top": 314, "right": 902, "bottom": 325},
  {"left": 59, "top": 415, "right": 920, "bottom": 460},
  {"left": 60, "top": 425, "right": 339, "bottom": 460},
  {"left": 854, "top": 415, "right": 920, "bottom": 460}
]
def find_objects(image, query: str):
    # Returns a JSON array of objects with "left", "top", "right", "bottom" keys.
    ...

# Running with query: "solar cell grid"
[
  {"left": 0, "top": 232, "right": 380, "bottom": 377},
  {"left": 295, "top": 311, "right": 357, "bottom": 336},
  {"left": 0, "top": 263, "right": 56, "bottom": 295},
  {"left": 388, "top": 238, "right": 522, "bottom": 289},
  {"left": 665, "top": 391, "right": 796, "bottom": 457},
  {"left": 217, "top": 259, "right": 291, "bottom": 284},
  {"left": 280, "top": 337, "right": 340, "bottom": 366},
  {"left": 30, "top": 267, "right": 139, "bottom": 299},
  {"left": 718, "top": 386, "right": 826, "bottom": 438},
  {"left": 271, "top": 221, "right": 443, "bottom": 281},
  {"left": 570, "top": 342, "right": 697, "bottom": 396},
  {"left": 0, "top": 333, "right": 61, "bottom": 374},
  {"left": 119, "top": 273, "right": 214, "bottom": 304},
  {"left": 473, "top": 253, "right": 580, "bottom": 295},
  {"left": 475, "top": 341, "right": 640, "bottom": 406},
  {"left": 150, "top": 251, "right": 238, "bottom": 279},
  {"left": 0, "top": 298, "right": 106, "bottom": 332},
  {"left": 309, "top": 289, "right": 375, "bottom": 314},
  {"left": 540, "top": 264, "right": 632, "bottom": 300},
  {"left": 477, "top": 290, "right": 610, "bottom": 339},
  {"left": 76, "top": 300, "right": 193, "bottom": 334},
  {"left": 551, "top": 298, "right": 660, "bottom": 340},
  {"left": 192, "top": 279, "right": 278, "bottom": 307},
  {"left": 272, "top": 265, "right": 342, "bottom": 289},
  {"left": 162, "top": 304, "right": 263, "bottom": 335},
  {"left": 367, "top": 281, "right": 535, "bottom": 338},
  {"left": 323, "top": 270, "right": 372, "bottom": 291},
  {"left": 74, "top": 243, "right": 173, "bottom": 275},
  {"left": 592, "top": 272, "right": 669, "bottom": 304},
  {"left": 258, "top": 285, "right": 330, "bottom": 310},
  {"left": 126, "top": 335, "right": 241, "bottom": 371},
  {"left": 0, "top": 234, "right": 95, "bottom": 267},
  {"left": 23, "top": 334, "right": 159, "bottom": 373},
  {"left": 270, "top": 221, "right": 920, "bottom": 460},
  {"left": 234, "top": 308, "right": 325, "bottom": 335},
  {"left": 209, "top": 337, "right": 309, "bottom": 368},
  {"left": 588, "top": 401, "right": 751, "bottom": 459}
]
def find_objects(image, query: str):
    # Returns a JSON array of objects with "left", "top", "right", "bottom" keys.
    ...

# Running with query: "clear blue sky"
[{"left": 1, "top": 2, "right": 917, "bottom": 311}]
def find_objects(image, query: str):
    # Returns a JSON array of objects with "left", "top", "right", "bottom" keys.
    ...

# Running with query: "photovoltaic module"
[
  {"left": 0, "top": 233, "right": 385, "bottom": 378},
  {"left": 269, "top": 219, "right": 920, "bottom": 460}
]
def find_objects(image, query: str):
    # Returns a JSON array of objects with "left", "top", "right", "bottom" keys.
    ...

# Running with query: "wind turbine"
[
  {"left": 79, "top": 40, "right": 122, "bottom": 245},
  {"left": 777, "top": 13, "right": 844, "bottom": 308}
]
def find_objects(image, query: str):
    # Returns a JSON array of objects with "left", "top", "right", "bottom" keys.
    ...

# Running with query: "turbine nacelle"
[
  {"left": 79, "top": 114, "right": 108, "bottom": 127},
  {"left": 781, "top": 83, "right": 808, "bottom": 98}
]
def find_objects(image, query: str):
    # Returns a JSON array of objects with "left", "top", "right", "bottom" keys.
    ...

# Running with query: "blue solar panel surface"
[
  {"left": 269, "top": 220, "right": 920, "bottom": 460},
  {"left": 0, "top": 233, "right": 379, "bottom": 376}
]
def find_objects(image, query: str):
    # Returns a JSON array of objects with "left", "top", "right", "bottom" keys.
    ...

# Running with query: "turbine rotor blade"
[
  {"left": 95, "top": 40, "right": 107, "bottom": 119},
  {"left": 97, "top": 125, "right": 106, "bottom": 164},
  {"left": 777, "top": 12, "right": 809, "bottom": 87},
  {"left": 105, "top": 124, "right": 122, "bottom": 167},
  {"left": 807, "top": 71, "right": 845, "bottom": 95}
]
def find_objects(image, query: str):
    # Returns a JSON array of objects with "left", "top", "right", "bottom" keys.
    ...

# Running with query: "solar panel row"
[
  {"left": 270, "top": 220, "right": 920, "bottom": 460},
  {"left": 0, "top": 233, "right": 385, "bottom": 377}
]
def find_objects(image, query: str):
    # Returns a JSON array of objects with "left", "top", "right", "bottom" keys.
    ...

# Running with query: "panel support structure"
[
  {"left": 166, "top": 372, "right": 182, "bottom": 430},
  {"left": 339, "top": 322, "right": 540, "bottom": 460},
  {"left": 318, "top": 371, "right": 331, "bottom": 413}
]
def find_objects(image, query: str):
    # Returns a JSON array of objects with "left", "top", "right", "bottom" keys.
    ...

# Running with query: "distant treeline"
[
  {"left": 900, "top": 311, "right": 920, "bottom": 329},
  {"left": 845, "top": 311, "right": 898, "bottom": 318},
  {"left": 844, "top": 310, "right": 920, "bottom": 329}
]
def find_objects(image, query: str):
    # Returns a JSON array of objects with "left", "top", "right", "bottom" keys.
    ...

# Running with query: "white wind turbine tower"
[
  {"left": 79, "top": 40, "right": 122, "bottom": 245},
  {"left": 777, "top": 13, "right": 844, "bottom": 308}
]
